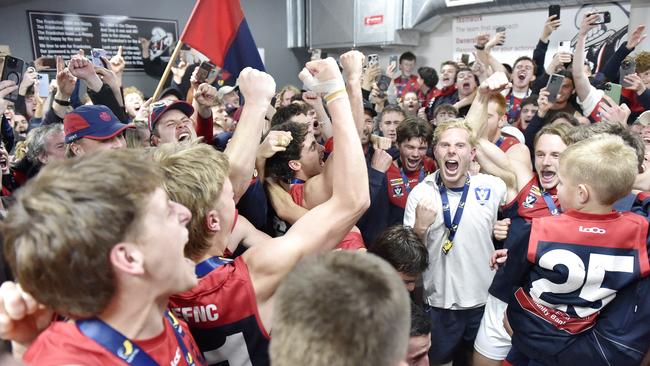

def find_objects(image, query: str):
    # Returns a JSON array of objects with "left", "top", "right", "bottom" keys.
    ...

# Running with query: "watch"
[{"left": 54, "top": 98, "right": 71, "bottom": 106}]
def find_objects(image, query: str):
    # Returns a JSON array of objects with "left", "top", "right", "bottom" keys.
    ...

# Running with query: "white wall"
[{"left": 630, "top": 0, "right": 650, "bottom": 52}]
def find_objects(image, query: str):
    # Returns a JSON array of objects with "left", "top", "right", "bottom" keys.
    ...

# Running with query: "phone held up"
[
  {"left": 548, "top": 5, "right": 560, "bottom": 20},
  {"left": 545, "top": 73, "right": 565, "bottom": 104},
  {"left": 1, "top": 55, "right": 24, "bottom": 102},
  {"left": 590, "top": 11, "right": 611, "bottom": 25}
]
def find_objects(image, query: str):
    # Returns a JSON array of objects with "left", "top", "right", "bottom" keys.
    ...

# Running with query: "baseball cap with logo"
[
  {"left": 148, "top": 99, "right": 194, "bottom": 132},
  {"left": 64, "top": 105, "right": 133, "bottom": 144}
]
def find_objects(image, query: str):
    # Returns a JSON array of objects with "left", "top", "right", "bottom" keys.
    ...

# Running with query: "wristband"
[
  {"left": 324, "top": 89, "right": 348, "bottom": 104},
  {"left": 474, "top": 44, "right": 485, "bottom": 50},
  {"left": 299, "top": 68, "right": 345, "bottom": 95},
  {"left": 54, "top": 99, "right": 71, "bottom": 106}
]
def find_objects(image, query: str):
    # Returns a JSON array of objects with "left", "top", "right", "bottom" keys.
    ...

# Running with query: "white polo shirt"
[{"left": 404, "top": 171, "right": 507, "bottom": 310}]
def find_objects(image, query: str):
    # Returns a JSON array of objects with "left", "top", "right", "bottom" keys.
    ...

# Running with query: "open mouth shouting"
[
  {"left": 176, "top": 127, "right": 192, "bottom": 142},
  {"left": 444, "top": 159, "right": 460, "bottom": 176},
  {"left": 404, "top": 156, "right": 422, "bottom": 171},
  {"left": 539, "top": 169, "right": 556, "bottom": 186}
]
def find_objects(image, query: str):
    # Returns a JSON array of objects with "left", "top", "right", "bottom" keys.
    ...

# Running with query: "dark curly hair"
[{"left": 265, "top": 121, "right": 309, "bottom": 182}]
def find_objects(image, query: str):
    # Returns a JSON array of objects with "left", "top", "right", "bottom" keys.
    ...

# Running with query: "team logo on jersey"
[
  {"left": 392, "top": 186, "right": 404, "bottom": 197},
  {"left": 578, "top": 226, "right": 606, "bottom": 234},
  {"left": 522, "top": 192, "right": 537, "bottom": 208},
  {"left": 117, "top": 340, "right": 139, "bottom": 362},
  {"left": 390, "top": 178, "right": 404, "bottom": 186},
  {"left": 530, "top": 185, "right": 542, "bottom": 196},
  {"left": 474, "top": 186, "right": 491, "bottom": 205}
]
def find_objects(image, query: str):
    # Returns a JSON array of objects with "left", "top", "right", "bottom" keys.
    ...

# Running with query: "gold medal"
[{"left": 442, "top": 239, "right": 454, "bottom": 255}]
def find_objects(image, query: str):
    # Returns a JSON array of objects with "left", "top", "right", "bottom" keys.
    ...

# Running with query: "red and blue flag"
[{"left": 181, "top": 0, "right": 265, "bottom": 79}]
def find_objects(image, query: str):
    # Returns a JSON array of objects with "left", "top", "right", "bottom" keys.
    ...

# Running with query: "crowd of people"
[{"left": 0, "top": 8, "right": 647, "bottom": 366}]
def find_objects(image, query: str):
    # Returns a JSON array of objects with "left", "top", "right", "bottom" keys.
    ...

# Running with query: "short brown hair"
[
  {"left": 3, "top": 149, "right": 161, "bottom": 318},
  {"left": 533, "top": 124, "right": 572, "bottom": 149},
  {"left": 634, "top": 51, "right": 650, "bottom": 74},
  {"left": 433, "top": 104, "right": 458, "bottom": 119},
  {"left": 270, "top": 251, "right": 410, "bottom": 366},
  {"left": 265, "top": 121, "right": 309, "bottom": 182},
  {"left": 150, "top": 142, "right": 229, "bottom": 261},
  {"left": 396, "top": 117, "right": 433, "bottom": 146}
]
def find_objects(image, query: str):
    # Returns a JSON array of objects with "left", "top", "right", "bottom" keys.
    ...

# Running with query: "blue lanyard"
[
  {"left": 77, "top": 311, "right": 203, "bottom": 366},
  {"left": 398, "top": 160, "right": 425, "bottom": 194},
  {"left": 542, "top": 191, "right": 560, "bottom": 216},
  {"left": 290, "top": 178, "right": 305, "bottom": 185},
  {"left": 436, "top": 173, "right": 471, "bottom": 243},
  {"left": 195, "top": 256, "right": 232, "bottom": 278}
]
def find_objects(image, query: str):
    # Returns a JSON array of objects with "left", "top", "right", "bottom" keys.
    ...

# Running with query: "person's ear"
[
  {"left": 205, "top": 209, "right": 221, "bottom": 233},
  {"left": 577, "top": 183, "right": 589, "bottom": 205},
  {"left": 150, "top": 134, "right": 159, "bottom": 147},
  {"left": 288, "top": 160, "right": 301, "bottom": 172},
  {"left": 37, "top": 153, "right": 48, "bottom": 165},
  {"left": 70, "top": 142, "right": 84, "bottom": 156},
  {"left": 109, "top": 243, "right": 145, "bottom": 276}
]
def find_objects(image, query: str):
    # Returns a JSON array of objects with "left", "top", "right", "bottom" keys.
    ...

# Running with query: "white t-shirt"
[{"left": 404, "top": 172, "right": 507, "bottom": 310}]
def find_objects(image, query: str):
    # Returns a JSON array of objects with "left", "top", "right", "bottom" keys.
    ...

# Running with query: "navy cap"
[
  {"left": 64, "top": 105, "right": 132, "bottom": 144},
  {"left": 148, "top": 100, "right": 195, "bottom": 132}
]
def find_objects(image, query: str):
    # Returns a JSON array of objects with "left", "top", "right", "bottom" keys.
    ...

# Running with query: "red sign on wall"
[{"left": 364, "top": 15, "right": 384, "bottom": 26}]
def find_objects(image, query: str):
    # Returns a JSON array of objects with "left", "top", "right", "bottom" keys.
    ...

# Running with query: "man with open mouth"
[
  {"left": 469, "top": 72, "right": 571, "bottom": 366},
  {"left": 404, "top": 116, "right": 507, "bottom": 365},
  {"left": 503, "top": 57, "right": 536, "bottom": 124},
  {"left": 149, "top": 82, "right": 218, "bottom": 147}
]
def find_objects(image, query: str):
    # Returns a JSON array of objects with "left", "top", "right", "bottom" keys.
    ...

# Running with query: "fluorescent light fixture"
[{"left": 445, "top": 0, "right": 494, "bottom": 7}]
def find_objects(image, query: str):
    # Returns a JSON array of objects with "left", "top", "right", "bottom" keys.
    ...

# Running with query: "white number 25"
[{"left": 529, "top": 249, "right": 634, "bottom": 317}]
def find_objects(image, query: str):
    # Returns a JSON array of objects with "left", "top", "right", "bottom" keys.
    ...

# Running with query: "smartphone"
[
  {"left": 367, "top": 54, "right": 379, "bottom": 67},
  {"left": 195, "top": 61, "right": 215, "bottom": 84},
  {"left": 558, "top": 40, "right": 571, "bottom": 54},
  {"left": 91, "top": 48, "right": 108, "bottom": 68},
  {"left": 604, "top": 82, "right": 622, "bottom": 105},
  {"left": 549, "top": 5, "right": 560, "bottom": 20},
  {"left": 591, "top": 11, "right": 611, "bottom": 25},
  {"left": 377, "top": 74, "right": 392, "bottom": 98},
  {"left": 546, "top": 74, "right": 565, "bottom": 104},
  {"left": 461, "top": 53, "right": 470, "bottom": 65},
  {"left": 495, "top": 26, "right": 506, "bottom": 46},
  {"left": 37, "top": 73, "right": 49, "bottom": 97},
  {"left": 620, "top": 59, "right": 636, "bottom": 88},
  {"left": 1, "top": 56, "right": 23, "bottom": 102},
  {"left": 389, "top": 55, "right": 398, "bottom": 69}
]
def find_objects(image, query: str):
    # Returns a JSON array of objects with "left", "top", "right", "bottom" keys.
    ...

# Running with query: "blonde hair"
[
  {"left": 150, "top": 142, "right": 229, "bottom": 260},
  {"left": 433, "top": 118, "right": 477, "bottom": 147},
  {"left": 270, "top": 251, "right": 410, "bottom": 366},
  {"left": 560, "top": 134, "right": 637, "bottom": 205},
  {"left": 2, "top": 149, "right": 161, "bottom": 317},
  {"left": 123, "top": 86, "right": 145, "bottom": 100}
]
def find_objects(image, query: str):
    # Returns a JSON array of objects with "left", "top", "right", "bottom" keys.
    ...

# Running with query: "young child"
[{"left": 503, "top": 134, "right": 650, "bottom": 362}]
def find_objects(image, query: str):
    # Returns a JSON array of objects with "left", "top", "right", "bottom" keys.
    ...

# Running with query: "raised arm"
[
  {"left": 340, "top": 51, "right": 366, "bottom": 138},
  {"left": 465, "top": 71, "right": 510, "bottom": 140},
  {"left": 245, "top": 58, "right": 370, "bottom": 309},
  {"left": 573, "top": 13, "right": 600, "bottom": 103},
  {"left": 224, "top": 68, "right": 276, "bottom": 203},
  {"left": 300, "top": 53, "right": 366, "bottom": 208}
]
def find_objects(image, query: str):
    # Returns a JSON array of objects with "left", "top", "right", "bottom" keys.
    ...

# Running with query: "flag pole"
[{"left": 152, "top": 40, "right": 185, "bottom": 101}]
